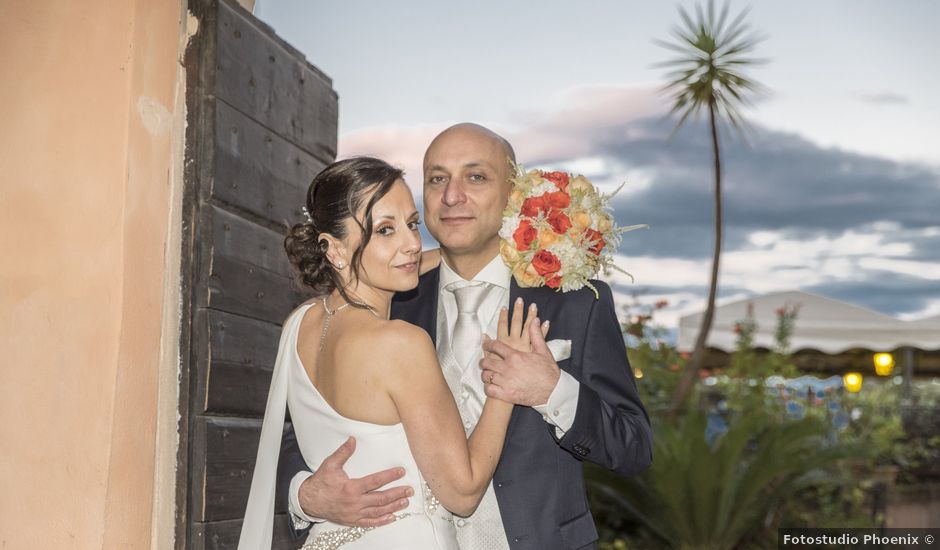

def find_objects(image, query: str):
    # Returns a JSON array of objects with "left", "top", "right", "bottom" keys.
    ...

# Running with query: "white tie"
[{"left": 450, "top": 282, "right": 491, "bottom": 370}]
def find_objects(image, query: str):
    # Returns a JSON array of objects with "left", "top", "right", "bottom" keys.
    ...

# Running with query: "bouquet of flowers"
[{"left": 498, "top": 165, "right": 645, "bottom": 296}]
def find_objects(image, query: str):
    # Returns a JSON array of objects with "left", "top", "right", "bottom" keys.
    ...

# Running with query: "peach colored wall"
[{"left": 0, "top": 1, "right": 183, "bottom": 548}]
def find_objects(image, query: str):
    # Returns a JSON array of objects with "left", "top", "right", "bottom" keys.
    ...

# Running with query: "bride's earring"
[{"left": 336, "top": 261, "right": 345, "bottom": 269}]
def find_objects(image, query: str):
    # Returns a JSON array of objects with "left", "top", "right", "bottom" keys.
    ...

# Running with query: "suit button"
[{"left": 496, "top": 482, "right": 503, "bottom": 488}]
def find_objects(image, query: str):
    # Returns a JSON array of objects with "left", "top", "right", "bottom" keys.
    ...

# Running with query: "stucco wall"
[{"left": 0, "top": 1, "right": 184, "bottom": 548}]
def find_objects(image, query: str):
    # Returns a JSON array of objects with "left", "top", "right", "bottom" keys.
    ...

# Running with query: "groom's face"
[{"left": 423, "top": 129, "right": 512, "bottom": 260}]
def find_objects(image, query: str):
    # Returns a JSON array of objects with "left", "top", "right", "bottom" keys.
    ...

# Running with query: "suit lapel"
[{"left": 508, "top": 278, "right": 563, "bottom": 328}]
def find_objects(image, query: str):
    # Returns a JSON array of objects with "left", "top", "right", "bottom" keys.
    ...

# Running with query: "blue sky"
[{"left": 256, "top": 0, "right": 940, "bottom": 328}]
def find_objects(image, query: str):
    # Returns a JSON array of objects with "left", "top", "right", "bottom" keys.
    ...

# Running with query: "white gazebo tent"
[{"left": 678, "top": 290, "right": 940, "bottom": 354}]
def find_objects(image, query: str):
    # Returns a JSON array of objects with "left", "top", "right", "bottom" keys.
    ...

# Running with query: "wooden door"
[{"left": 178, "top": 1, "right": 337, "bottom": 547}]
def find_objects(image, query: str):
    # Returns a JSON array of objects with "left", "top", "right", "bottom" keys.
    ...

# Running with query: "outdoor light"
[
  {"left": 843, "top": 372, "right": 863, "bottom": 393},
  {"left": 634, "top": 368, "right": 644, "bottom": 379},
  {"left": 873, "top": 352, "right": 895, "bottom": 376}
]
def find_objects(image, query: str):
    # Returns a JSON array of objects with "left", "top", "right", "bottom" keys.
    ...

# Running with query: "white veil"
[{"left": 237, "top": 305, "right": 308, "bottom": 549}]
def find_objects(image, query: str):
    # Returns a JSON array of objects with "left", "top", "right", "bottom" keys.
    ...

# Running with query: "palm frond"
[
  {"left": 655, "top": 0, "right": 765, "bottom": 139},
  {"left": 587, "top": 411, "right": 855, "bottom": 548}
]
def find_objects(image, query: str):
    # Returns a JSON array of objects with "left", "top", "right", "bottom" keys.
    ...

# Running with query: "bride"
[{"left": 238, "top": 157, "right": 546, "bottom": 549}]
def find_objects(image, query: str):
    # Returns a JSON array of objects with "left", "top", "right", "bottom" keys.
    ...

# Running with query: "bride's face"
[{"left": 344, "top": 179, "right": 422, "bottom": 293}]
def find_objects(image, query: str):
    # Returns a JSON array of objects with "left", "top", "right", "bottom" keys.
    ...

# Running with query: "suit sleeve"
[
  {"left": 277, "top": 423, "right": 314, "bottom": 539},
  {"left": 555, "top": 281, "right": 653, "bottom": 476}
]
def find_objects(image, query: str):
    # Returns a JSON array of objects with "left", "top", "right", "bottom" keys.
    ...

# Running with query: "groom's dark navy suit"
[{"left": 277, "top": 267, "right": 652, "bottom": 549}]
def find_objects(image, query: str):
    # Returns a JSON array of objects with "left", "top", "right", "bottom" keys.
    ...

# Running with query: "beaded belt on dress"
[{"left": 301, "top": 481, "right": 450, "bottom": 550}]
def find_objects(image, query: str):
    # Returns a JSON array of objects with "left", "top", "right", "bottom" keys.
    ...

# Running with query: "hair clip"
[{"left": 301, "top": 206, "right": 314, "bottom": 224}]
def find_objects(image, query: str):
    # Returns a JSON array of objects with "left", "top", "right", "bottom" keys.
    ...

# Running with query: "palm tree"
[{"left": 656, "top": 0, "right": 764, "bottom": 414}]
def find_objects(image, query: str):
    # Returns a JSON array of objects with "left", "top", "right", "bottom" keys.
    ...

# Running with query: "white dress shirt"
[
  {"left": 288, "top": 253, "right": 581, "bottom": 543},
  {"left": 436, "top": 253, "right": 579, "bottom": 550},
  {"left": 437, "top": 254, "right": 580, "bottom": 438}
]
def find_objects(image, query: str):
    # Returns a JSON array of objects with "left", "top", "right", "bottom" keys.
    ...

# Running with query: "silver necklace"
[{"left": 319, "top": 296, "right": 380, "bottom": 350}]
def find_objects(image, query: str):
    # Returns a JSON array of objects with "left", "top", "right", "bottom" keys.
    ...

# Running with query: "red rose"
[
  {"left": 545, "top": 275, "right": 562, "bottom": 289},
  {"left": 542, "top": 171, "right": 570, "bottom": 191},
  {"left": 546, "top": 209, "right": 572, "bottom": 234},
  {"left": 520, "top": 196, "right": 545, "bottom": 217},
  {"left": 513, "top": 219, "right": 537, "bottom": 251},
  {"left": 542, "top": 191, "right": 570, "bottom": 210},
  {"left": 531, "top": 250, "right": 561, "bottom": 277},
  {"left": 585, "top": 229, "right": 605, "bottom": 255}
]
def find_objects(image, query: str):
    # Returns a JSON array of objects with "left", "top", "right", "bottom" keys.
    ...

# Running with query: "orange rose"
[
  {"left": 541, "top": 171, "right": 570, "bottom": 191},
  {"left": 500, "top": 239, "right": 520, "bottom": 264},
  {"left": 531, "top": 250, "right": 561, "bottom": 277},
  {"left": 542, "top": 191, "right": 570, "bottom": 210},
  {"left": 545, "top": 275, "right": 562, "bottom": 289},
  {"left": 513, "top": 219, "right": 538, "bottom": 251},
  {"left": 513, "top": 261, "right": 542, "bottom": 287},
  {"left": 584, "top": 229, "right": 605, "bottom": 255},
  {"left": 546, "top": 209, "right": 572, "bottom": 234},
  {"left": 538, "top": 227, "right": 558, "bottom": 248},
  {"left": 571, "top": 210, "right": 592, "bottom": 229},
  {"left": 520, "top": 196, "right": 545, "bottom": 217}
]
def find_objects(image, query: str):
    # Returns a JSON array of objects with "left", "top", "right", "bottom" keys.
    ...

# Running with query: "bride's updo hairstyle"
[{"left": 285, "top": 157, "right": 404, "bottom": 305}]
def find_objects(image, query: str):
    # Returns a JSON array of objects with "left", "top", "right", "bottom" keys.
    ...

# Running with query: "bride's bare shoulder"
[
  {"left": 298, "top": 296, "right": 320, "bottom": 309},
  {"left": 347, "top": 318, "right": 436, "bottom": 366},
  {"left": 362, "top": 318, "right": 433, "bottom": 348}
]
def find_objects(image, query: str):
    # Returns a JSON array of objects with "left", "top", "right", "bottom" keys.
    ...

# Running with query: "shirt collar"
[{"left": 438, "top": 252, "right": 511, "bottom": 292}]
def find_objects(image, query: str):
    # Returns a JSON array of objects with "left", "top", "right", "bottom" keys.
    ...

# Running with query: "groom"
[{"left": 276, "top": 123, "right": 652, "bottom": 549}]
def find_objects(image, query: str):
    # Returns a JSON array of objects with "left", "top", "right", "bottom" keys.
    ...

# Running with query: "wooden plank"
[
  {"left": 208, "top": 204, "right": 293, "bottom": 277},
  {"left": 192, "top": 416, "right": 291, "bottom": 522},
  {"left": 209, "top": 308, "right": 282, "bottom": 367},
  {"left": 212, "top": 100, "right": 325, "bottom": 227},
  {"left": 201, "top": 253, "right": 308, "bottom": 325},
  {"left": 215, "top": 1, "right": 338, "bottom": 162},
  {"left": 196, "top": 310, "right": 280, "bottom": 417},
  {"left": 192, "top": 514, "right": 299, "bottom": 550},
  {"left": 206, "top": 361, "right": 273, "bottom": 418}
]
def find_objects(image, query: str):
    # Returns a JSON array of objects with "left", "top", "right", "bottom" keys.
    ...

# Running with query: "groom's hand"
[
  {"left": 480, "top": 320, "right": 560, "bottom": 406},
  {"left": 298, "top": 436, "right": 413, "bottom": 527}
]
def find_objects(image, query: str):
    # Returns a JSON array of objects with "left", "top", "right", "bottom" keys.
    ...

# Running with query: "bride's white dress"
[{"left": 238, "top": 303, "right": 458, "bottom": 550}]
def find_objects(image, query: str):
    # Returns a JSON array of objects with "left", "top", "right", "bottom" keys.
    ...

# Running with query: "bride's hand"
[{"left": 495, "top": 298, "right": 549, "bottom": 353}]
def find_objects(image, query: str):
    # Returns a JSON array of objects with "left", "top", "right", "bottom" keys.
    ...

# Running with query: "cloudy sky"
[{"left": 256, "top": 0, "right": 940, "bottom": 331}]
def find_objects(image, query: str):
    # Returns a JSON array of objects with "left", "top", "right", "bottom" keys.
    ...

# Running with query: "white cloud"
[{"left": 335, "top": 85, "right": 939, "bottom": 324}]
